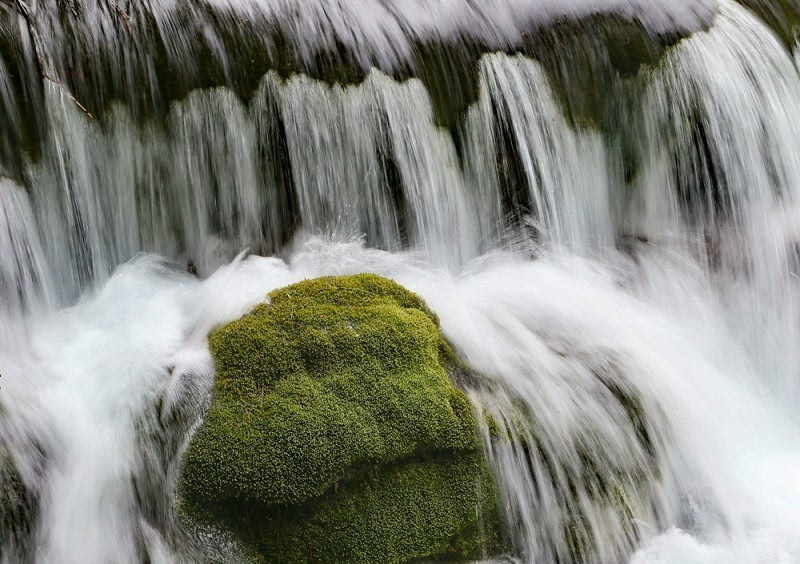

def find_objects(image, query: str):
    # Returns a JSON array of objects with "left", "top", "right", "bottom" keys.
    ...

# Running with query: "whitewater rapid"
[{"left": 3, "top": 236, "right": 800, "bottom": 562}]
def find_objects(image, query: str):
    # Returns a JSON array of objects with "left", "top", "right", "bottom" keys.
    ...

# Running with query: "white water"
[
  {"left": 16, "top": 0, "right": 715, "bottom": 82},
  {"left": 3, "top": 0, "right": 800, "bottom": 562},
  {"left": 5, "top": 233, "right": 800, "bottom": 561}
]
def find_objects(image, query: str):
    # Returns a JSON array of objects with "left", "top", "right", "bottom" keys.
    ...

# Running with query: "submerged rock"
[
  {"left": 0, "top": 451, "right": 37, "bottom": 560},
  {"left": 179, "top": 274, "right": 501, "bottom": 562}
]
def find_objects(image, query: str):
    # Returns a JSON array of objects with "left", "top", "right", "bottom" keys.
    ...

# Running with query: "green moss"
[
  {"left": 179, "top": 274, "right": 500, "bottom": 562},
  {"left": 212, "top": 455, "right": 500, "bottom": 564}
]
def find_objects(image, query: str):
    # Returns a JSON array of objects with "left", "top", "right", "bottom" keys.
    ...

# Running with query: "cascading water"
[{"left": 2, "top": 0, "right": 800, "bottom": 562}]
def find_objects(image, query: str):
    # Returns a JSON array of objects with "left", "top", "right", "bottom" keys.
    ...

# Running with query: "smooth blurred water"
[{"left": 3, "top": 0, "right": 800, "bottom": 562}]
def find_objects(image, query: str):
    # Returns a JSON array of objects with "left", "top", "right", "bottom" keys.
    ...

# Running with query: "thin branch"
[
  {"left": 109, "top": 0, "right": 131, "bottom": 32},
  {"left": 42, "top": 75, "right": 94, "bottom": 118}
]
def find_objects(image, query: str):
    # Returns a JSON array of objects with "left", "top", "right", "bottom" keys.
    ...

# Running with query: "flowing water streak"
[
  {"left": 464, "top": 53, "right": 613, "bottom": 251},
  {"left": 634, "top": 0, "right": 800, "bottom": 407},
  {"left": 0, "top": 179, "right": 51, "bottom": 332},
  {"left": 277, "top": 71, "right": 484, "bottom": 267}
]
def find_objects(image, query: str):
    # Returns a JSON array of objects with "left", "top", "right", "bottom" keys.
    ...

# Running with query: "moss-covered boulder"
[{"left": 179, "top": 274, "right": 501, "bottom": 562}]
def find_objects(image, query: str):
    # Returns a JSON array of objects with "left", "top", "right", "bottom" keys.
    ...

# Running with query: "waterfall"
[
  {"left": 21, "top": 51, "right": 607, "bottom": 299},
  {"left": 2, "top": 0, "right": 800, "bottom": 561}
]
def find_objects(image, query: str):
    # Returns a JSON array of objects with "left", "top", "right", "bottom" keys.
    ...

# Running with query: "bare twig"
[{"left": 42, "top": 75, "right": 94, "bottom": 118}]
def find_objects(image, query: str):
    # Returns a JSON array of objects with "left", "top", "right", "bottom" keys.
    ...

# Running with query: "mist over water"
[{"left": 2, "top": 0, "right": 800, "bottom": 562}]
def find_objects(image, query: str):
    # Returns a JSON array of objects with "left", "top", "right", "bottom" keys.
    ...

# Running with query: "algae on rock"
[{"left": 179, "top": 274, "right": 501, "bottom": 562}]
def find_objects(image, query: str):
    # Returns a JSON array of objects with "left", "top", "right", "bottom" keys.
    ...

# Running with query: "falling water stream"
[{"left": 2, "top": 0, "right": 800, "bottom": 562}]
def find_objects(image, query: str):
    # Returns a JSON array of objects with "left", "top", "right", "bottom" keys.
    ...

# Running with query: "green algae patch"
[{"left": 179, "top": 274, "right": 500, "bottom": 562}]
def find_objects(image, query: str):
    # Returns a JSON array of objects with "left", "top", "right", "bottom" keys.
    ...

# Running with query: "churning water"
[{"left": 2, "top": 0, "right": 800, "bottom": 561}]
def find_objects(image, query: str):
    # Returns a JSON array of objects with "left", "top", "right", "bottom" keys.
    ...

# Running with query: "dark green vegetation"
[{"left": 179, "top": 274, "right": 501, "bottom": 562}]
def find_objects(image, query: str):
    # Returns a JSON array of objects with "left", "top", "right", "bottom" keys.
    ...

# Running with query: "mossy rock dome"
[{"left": 179, "top": 274, "right": 501, "bottom": 562}]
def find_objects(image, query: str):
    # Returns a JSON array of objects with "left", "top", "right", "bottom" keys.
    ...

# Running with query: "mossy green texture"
[
  {"left": 180, "top": 274, "right": 499, "bottom": 562},
  {"left": 219, "top": 455, "right": 499, "bottom": 563}
]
